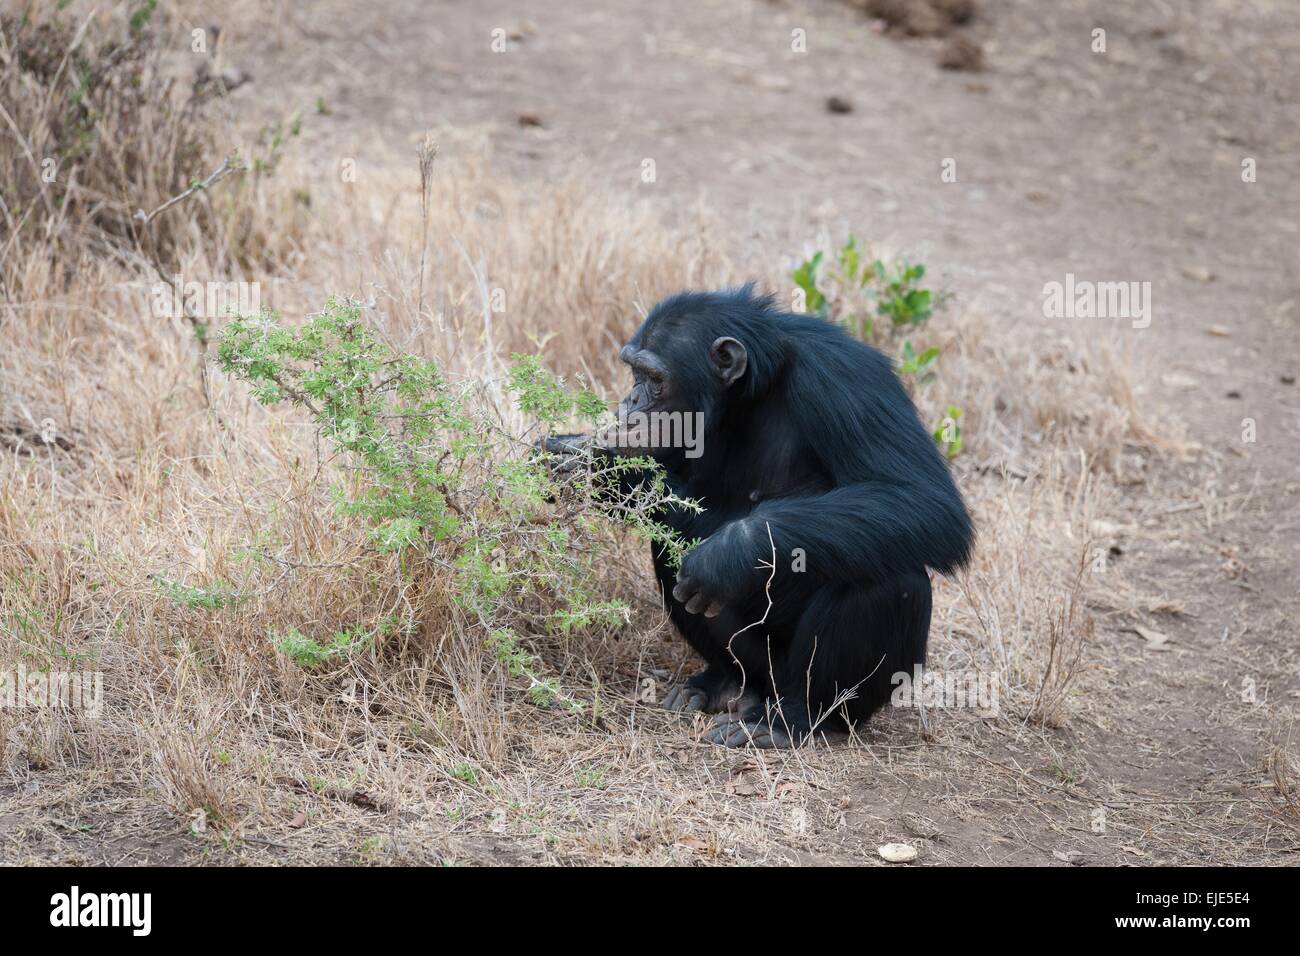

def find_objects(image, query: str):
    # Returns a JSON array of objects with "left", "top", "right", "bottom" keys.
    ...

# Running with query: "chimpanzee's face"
[
  {"left": 618, "top": 344, "right": 678, "bottom": 418},
  {"left": 599, "top": 343, "right": 684, "bottom": 459},
  {"left": 600, "top": 327, "right": 748, "bottom": 459}
]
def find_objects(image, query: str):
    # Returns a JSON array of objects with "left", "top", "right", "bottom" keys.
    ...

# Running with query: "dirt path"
[{"left": 215, "top": 0, "right": 1300, "bottom": 863}]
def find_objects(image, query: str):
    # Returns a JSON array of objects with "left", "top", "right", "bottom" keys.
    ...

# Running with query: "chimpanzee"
[{"left": 547, "top": 285, "right": 972, "bottom": 747}]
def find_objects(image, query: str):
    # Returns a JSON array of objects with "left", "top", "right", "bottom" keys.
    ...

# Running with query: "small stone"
[
  {"left": 879, "top": 842, "right": 918, "bottom": 863},
  {"left": 938, "top": 36, "right": 984, "bottom": 72}
]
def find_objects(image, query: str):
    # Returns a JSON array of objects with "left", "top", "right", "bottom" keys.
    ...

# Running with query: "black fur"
[{"left": 599, "top": 286, "right": 972, "bottom": 746}]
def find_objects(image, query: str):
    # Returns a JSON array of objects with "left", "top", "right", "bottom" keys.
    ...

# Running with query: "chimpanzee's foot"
[
  {"left": 662, "top": 666, "right": 755, "bottom": 714},
  {"left": 703, "top": 703, "right": 811, "bottom": 748},
  {"left": 661, "top": 682, "right": 710, "bottom": 713},
  {"left": 704, "top": 714, "right": 796, "bottom": 748}
]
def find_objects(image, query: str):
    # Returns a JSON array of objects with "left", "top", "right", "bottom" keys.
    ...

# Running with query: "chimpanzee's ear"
[{"left": 709, "top": 336, "right": 748, "bottom": 387}]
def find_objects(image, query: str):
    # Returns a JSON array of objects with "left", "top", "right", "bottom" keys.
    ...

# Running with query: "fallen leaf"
[
  {"left": 675, "top": 835, "right": 709, "bottom": 851},
  {"left": 1090, "top": 519, "right": 1132, "bottom": 538},
  {"left": 505, "top": 20, "right": 538, "bottom": 41},
  {"left": 879, "top": 842, "right": 918, "bottom": 863},
  {"left": 1053, "top": 849, "right": 1085, "bottom": 864},
  {"left": 753, "top": 74, "right": 791, "bottom": 91},
  {"left": 288, "top": 811, "right": 307, "bottom": 829},
  {"left": 349, "top": 790, "right": 383, "bottom": 812},
  {"left": 1128, "top": 625, "right": 1170, "bottom": 647},
  {"left": 1206, "top": 325, "right": 1231, "bottom": 337},
  {"left": 1180, "top": 265, "right": 1216, "bottom": 282},
  {"left": 1220, "top": 556, "right": 1247, "bottom": 579}
]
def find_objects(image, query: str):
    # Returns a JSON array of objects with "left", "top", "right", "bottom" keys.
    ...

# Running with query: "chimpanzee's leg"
[
  {"left": 705, "top": 572, "right": 932, "bottom": 747},
  {"left": 660, "top": 602, "right": 761, "bottom": 713}
]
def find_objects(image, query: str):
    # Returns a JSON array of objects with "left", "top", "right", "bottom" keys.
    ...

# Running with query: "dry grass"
[{"left": 0, "top": 3, "right": 1189, "bottom": 864}]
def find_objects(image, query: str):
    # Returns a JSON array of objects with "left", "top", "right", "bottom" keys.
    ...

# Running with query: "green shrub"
[
  {"left": 217, "top": 298, "right": 693, "bottom": 707},
  {"left": 793, "top": 236, "right": 963, "bottom": 456}
]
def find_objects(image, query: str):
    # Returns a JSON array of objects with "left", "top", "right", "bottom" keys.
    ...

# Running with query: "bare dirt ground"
[
  {"left": 237, "top": 0, "right": 1300, "bottom": 863},
  {"left": 3, "top": 0, "right": 1298, "bottom": 865}
]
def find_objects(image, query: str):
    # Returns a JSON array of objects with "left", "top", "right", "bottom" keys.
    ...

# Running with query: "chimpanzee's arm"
[{"left": 671, "top": 482, "right": 972, "bottom": 614}]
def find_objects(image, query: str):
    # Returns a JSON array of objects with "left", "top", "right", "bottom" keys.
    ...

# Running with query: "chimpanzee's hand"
[
  {"left": 533, "top": 433, "right": 595, "bottom": 479},
  {"left": 671, "top": 519, "right": 768, "bottom": 617}
]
